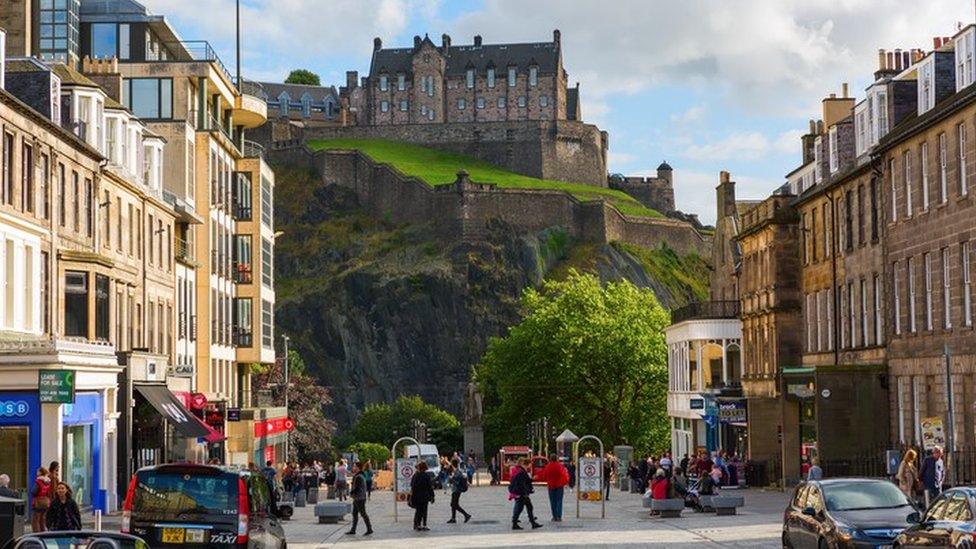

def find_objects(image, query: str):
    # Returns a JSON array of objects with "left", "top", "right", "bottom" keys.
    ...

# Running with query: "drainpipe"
[{"left": 830, "top": 189, "right": 839, "bottom": 368}]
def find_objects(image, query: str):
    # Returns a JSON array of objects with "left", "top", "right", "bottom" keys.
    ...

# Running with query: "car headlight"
[{"left": 835, "top": 525, "right": 861, "bottom": 541}]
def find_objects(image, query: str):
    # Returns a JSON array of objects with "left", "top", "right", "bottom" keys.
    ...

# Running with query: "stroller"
[{"left": 684, "top": 476, "right": 717, "bottom": 512}]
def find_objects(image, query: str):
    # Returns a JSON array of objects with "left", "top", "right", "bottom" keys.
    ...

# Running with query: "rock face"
[{"left": 274, "top": 166, "right": 708, "bottom": 428}]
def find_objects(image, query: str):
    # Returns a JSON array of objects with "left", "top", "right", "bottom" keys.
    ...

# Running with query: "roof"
[
  {"left": 50, "top": 63, "right": 100, "bottom": 88},
  {"left": 369, "top": 34, "right": 560, "bottom": 78},
  {"left": 259, "top": 81, "right": 339, "bottom": 102},
  {"left": 657, "top": 161, "right": 673, "bottom": 171}
]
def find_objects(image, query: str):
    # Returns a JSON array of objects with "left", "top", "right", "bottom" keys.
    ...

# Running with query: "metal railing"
[
  {"left": 175, "top": 237, "right": 193, "bottom": 264},
  {"left": 232, "top": 327, "right": 253, "bottom": 348},
  {"left": 242, "top": 140, "right": 265, "bottom": 160},
  {"left": 233, "top": 204, "right": 252, "bottom": 221},
  {"left": 160, "top": 40, "right": 234, "bottom": 87},
  {"left": 189, "top": 316, "right": 197, "bottom": 341},
  {"left": 236, "top": 79, "right": 265, "bottom": 98},
  {"left": 671, "top": 300, "right": 741, "bottom": 324},
  {"left": 233, "top": 262, "right": 253, "bottom": 284}
]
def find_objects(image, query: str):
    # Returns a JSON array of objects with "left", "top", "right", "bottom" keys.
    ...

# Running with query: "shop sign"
[
  {"left": 190, "top": 393, "right": 208, "bottom": 410},
  {"left": 718, "top": 401, "right": 747, "bottom": 424},
  {"left": 226, "top": 408, "right": 241, "bottom": 422},
  {"left": 205, "top": 407, "right": 224, "bottom": 427},
  {"left": 921, "top": 417, "right": 947, "bottom": 451},
  {"left": 0, "top": 400, "right": 30, "bottom": 417},
  {"left": 254, "top": 417, "right": 297, "bottom": 438},
  {"left": 787, "top": 383, "right": 815, "bottom": 399},
  {"left": 395, "top": 458, "right": 416, "bottom": 502},
  {"left": 689, "top": 398, "right": 704, "bottom": 410},
  {"left": 39, "top": 370, "right": 75, "bottom": 404},
  {"left": 577, "top": 456, "right": 603, "bottom": 501},
  {"left": 167, "top": 364, "right": 195, "bottom": 378}
]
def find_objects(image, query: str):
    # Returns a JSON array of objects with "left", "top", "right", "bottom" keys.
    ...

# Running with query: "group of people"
[
  {"left": 896, "top": 446, "right": 946, "bottom": 507},
  {"left": 262, "top": 458, "right": 376, "bottom": 504},
  {"left": 27, "top": 461, "right": 82, "bottom": 533}
]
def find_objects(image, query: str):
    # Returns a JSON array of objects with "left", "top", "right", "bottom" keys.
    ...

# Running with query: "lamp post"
[{"left": 283, "top": 334, "right": 290, "bottom": 461}]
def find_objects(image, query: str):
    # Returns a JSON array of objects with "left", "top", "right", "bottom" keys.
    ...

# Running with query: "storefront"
[
  {"left": 0, "top": 393, "right": 42, "bottom": 500},
  {"left": 717, "top": 399, "right": 748, "bottom": 457},
  {"left": 62, "top": 393, "right": 103, "bottom": 510},
  {"left": 224, "top": 408, "right": 292, "bottom": 467}
]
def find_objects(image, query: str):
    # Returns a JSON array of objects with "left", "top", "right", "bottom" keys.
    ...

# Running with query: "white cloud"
[
  {"left": 774, "top": 129, "right": 807, "bottom": 154},
  {"left": 672, "top": 170, "right": 783, "bottom": 225},
  {"left": 683, "top": 132, "right": 772, "bottom": 161},
  {"left": 670, "top": 105, "right": 708, "bottom": 125}
]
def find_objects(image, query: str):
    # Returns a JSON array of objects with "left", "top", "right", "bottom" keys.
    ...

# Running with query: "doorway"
[{"left": 0, "top": 427, "right": 29, "bottom": 497}]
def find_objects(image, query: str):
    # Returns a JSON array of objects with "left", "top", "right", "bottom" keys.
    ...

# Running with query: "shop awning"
[{"left": 134, "top": 384, "right": 210, "bottom": 438}]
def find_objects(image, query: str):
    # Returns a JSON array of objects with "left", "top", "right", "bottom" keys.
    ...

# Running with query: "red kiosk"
[{"left": 498, "top": 445, "right": 532, "bottom": 482}]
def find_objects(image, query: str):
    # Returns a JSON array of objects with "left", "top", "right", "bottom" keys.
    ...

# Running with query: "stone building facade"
[{"left": 608, "top": 162, "right": 675, "bottom": 214}]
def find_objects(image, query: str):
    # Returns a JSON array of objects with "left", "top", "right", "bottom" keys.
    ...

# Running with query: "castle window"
[
  {"left": 466, "top": 69, "right": 475, "bottom": 89},
  {"left": 457, "top": 98, "right": 466, "bottom": 110},
  {"left": 421, "top": 105, "right": 428, "bottom": 116},
  {"left": 379, "top": 74, "right": 389, "bottom": 92},
  {"left": 428, "top": 109, "right": 435, "bottom": 121},
  {"left": 487, "top": 68, "right": 495, "bottom": 88},
  {"left": 425, "top": 76, "right": 435, "bottom": 97},
  {"left": 497, "top": 97, "right": 505, "bottom": 109},
  {"left": 399, "top": 100, "right": 408, "bottom": 111},
  {"left": 476, "top": 97, "right": 485, "bottom": 109},
  {"left": 518, "top": 96, "right": 526, "bottom": 108},
  {"left": 397, "top": 73, "right": 406, "bottom": 91},
  {"left": 508, "top": 66, "right": 517, "bottom": 87},
  {"left": 529, "top": 66, "right": 538, "bottom": 86},
  {"left": 380, "top": 100, "right": 389, "bottom": 113},
  {"left": 540, "top": 95, "right": 549, "bottom": 107}
]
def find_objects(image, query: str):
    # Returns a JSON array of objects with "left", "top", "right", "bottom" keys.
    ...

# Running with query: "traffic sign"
[
  {"left": 395, "top": 458, "right": 416, "bottom": 502},
  {"left": 577, "top": 456, "right": 602, "bottom": 501}
]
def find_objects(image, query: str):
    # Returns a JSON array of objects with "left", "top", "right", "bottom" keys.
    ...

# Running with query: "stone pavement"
[{"left": 283, "top": 485, "right": 790, "bottom": 548}]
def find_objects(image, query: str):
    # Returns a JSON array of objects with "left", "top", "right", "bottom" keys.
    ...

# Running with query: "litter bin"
[{"left": 0, "top": 496, "right": 25, "bottom": 546}]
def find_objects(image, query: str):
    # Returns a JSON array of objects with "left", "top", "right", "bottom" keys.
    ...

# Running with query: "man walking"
[
  {"left": 346, "top": 462, "right": 373, "bottom": 536},
  {"left": 919, "top": 447, "right": 945, "bottom": 506},
  {"left": 541, "top": 454, "right": 568, "bottom": 522},
  {"left": 447, "top": 459, "right": 471, "bottom": 523},
  {"left": 510, "top": 458, "right": 542, "bottom": 530}
]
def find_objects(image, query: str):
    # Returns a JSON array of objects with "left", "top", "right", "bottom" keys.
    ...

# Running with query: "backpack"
[{"left": 456, "top": 473, "right": 468, "bottom": 493}]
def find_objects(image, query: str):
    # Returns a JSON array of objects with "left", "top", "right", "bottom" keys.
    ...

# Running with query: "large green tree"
[
  {"left": 284, "top": 69, "right": 321, "bottom": 86},
  {"left": 341, "top": 396, "right": 462, "bottom": 454},
  {"left": 476, "top": 270, "right": 670, "bottom": 454}
]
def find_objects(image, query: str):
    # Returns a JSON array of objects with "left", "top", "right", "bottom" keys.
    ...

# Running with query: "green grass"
[{"left": 308, "top": 138, "right": 662, "bottom": 218}]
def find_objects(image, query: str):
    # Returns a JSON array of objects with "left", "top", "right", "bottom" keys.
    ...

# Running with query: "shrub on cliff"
[{"left": 476, "top": 270, "right": 670, "bottom": 454}]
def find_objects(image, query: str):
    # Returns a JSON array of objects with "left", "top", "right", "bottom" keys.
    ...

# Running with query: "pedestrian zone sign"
[
  {"left": 577, "top": 456, "right": 602, "bottom": 501},
  {"left": 395, "top": 458, "right": 416, "bottom": 502}
]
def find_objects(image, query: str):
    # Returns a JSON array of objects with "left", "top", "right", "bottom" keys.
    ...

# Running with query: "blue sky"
[{"left": 146, "top": 0, "right": 976, "bottom": 224}]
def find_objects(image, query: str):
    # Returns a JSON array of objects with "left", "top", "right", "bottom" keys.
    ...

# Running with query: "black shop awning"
[{"left": 134, "top": 384, "right": 210, "bottom": 438}]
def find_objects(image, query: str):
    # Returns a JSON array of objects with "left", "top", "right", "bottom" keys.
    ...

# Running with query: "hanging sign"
[{"left": 39, "top": 370, "right": 75, "bottom": 404}]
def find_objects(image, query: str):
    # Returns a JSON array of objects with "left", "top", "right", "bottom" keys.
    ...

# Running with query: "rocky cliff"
[{"left": 274, "top": 166, "right": 709, "bottom": 428}]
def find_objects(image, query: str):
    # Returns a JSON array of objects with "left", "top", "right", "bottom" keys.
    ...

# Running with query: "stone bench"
[
  {"left": 649, "top": 499, "right": 685, "bottom": 518},
  {"left": 314, "top": 501, "right": 351, "bottom": 524},
  {"left": 711, "top": 495, "right": 744, "bottom": 516}
]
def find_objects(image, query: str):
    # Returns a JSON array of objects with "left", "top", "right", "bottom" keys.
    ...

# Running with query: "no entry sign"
[
  {"left": 577, "top": 456, "right": 602, "bottom": 501},
  {"left": 395, "top": 458, "right": 416, "bottom": 502}
]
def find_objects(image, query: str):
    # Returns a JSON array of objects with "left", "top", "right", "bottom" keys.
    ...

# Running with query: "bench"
[
  {"left": 697, "top": 495, "right": 715, "bottom": 512},
  {"left": 314, "top": 501, "right": 351, "bottom": 524},
  {"left": 711, "top": 495, "right": 744, "bottom": 515},
  {"left": 649, "top": 499, "right": 685, "bottom": 518}
]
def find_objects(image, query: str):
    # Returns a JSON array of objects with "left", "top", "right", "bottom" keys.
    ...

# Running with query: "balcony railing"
[
  {"left": 233, "top": 262, "right": 253, "bottom": 284},
  {"left": 236, "top": 79, "right": 265, "bottom": 98},
  {"left": 233, "top": 327, "right": 253, "bottom": 348},
  {"left": 189, "top": 315, "right": 197, "bottom": 341},
  {"left": 233, "top": 205, "right": 252, "bottom": 222},
  {"left": 242, "top": 140, "right": 265, "bottom": 160},
  {"left": 178, "top": 312, "right": 187, "bottom": 339},
  {"left": 159, "top": 40, "right": 235, "bottom": 87},
  {"left": 176, "top": 237, "right": 194, "bottom": 264},
  {"left": 670, "top": 300, "right": 741, "bottom": 325}
]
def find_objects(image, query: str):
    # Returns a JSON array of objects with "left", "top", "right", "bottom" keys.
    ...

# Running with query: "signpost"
[
  {"left": 573, "top": 434, "right": 605, "bottom": 519},
  {"left": 39, "top": 370, "right": 75, "bottom": 404},
  {"left": 390, "top": 436, "right": 421, "bottom": 523}
]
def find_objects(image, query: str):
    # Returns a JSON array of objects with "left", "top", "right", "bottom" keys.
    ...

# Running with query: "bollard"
[
  {"left": 307, "top": 487, "right": 319, "bottom": 504},
  {"left": 295, "top": 490, "right": 306, "bottom": 507},
  {"left": 94, "top": 510, "right": 102, "bottom": 531}
]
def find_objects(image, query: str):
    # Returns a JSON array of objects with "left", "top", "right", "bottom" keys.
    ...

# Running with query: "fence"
[{"left": 824, "top": 444, "right": 976, "bottom": 487}]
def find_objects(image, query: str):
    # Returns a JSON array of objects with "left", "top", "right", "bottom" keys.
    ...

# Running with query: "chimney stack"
[
  {"left": 842, "top": 82, "right": 848, "bottom": 98},
  {"left": 474, "top": 35, "right": 482, "bottom": 47},
  {"left": 878, "top": 49, "right": 887, "bottom": 71},
  {"left": 720, "top": 171, "right": 730, "bottom": 184},
  {"left": 346, "top": 70, "right": 359, "bottom": 90},
  {"left": 413, "top": 35, "right": 421, "bottom": 48},
  {"left": 373, "top": 37, "right": 382, "bottom": 51},
  {"left": 553, "top": 29, "right": 561, "bottom": 46},
  {"left": 441, "top": 33, "right": 451, "bottom": 54},
  {"left": 934, "top": 37, "right": 943, "bottom": 50}
]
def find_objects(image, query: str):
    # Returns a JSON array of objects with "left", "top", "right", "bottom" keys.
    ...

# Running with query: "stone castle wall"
[
  {"left": 271, "top": 143, "right": 708, "bottom": 256},
  {"left": 296, "top": 119, "right": 608, "bottom": 188},
  {"left": 608, "top": 176, "right": 675, "bottom": 214}
]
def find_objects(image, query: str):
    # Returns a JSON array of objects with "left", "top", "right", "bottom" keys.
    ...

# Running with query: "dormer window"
[
  {"left": 508, "top": 66, "right": 516, "bottom": 87},
  {"left": 529, "top": 65, "right": 538, "bottom": 86},
  {"left": 918, "top": 57, "right": 935, "bottom": 114},
  {"left": 828, "top": 127, "right": 839, "bottom": 174},
  {"left": 397, "top": 73, "right": 406, "bottom": 91},
  {"left": 277, "top": 92, "right": 289, "bottom": 117},
  {"left": 956, "top": 27, "right": 976, "bottom": 91},
  {"left": 379, "top": 74, "right": 389, "bottom": 92},
  {"left": 487, "top": 67, "right": 495, "bottom": 88},
  {"left": 466, "top": 68, "right": 474, "bottom": 89},
  {"left": 814, "top": 136, "right": 823, "bottom": 183}
]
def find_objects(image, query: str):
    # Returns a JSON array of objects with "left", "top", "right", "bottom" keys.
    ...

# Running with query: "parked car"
[
  {"left": 5, "top": 532, "right": 148, "bottom": 549},
  {"left": 894, "top": 487, "right": 976, "bottom": 547},
  {"left": 121, "top": 463, "right": 287, "bottom": 548},
  {"left": 783, "top": 478, "right": 917, "bottom": 549}
]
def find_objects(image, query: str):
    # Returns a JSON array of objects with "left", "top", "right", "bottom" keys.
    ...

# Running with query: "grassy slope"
[
  {"left": 307, "top": 138, "right": 661, "bottom": 218},
  {"left": 614, "top": 242, "right": 710, "bottom": 303}
]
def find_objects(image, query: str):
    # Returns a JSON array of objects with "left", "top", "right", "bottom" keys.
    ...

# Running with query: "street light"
[{"left": 282, "top": 334, "right": 290, "bottom": 461}]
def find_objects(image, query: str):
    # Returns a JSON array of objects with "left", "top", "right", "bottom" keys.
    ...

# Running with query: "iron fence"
[{"left": 824, "top": 444, "right": 976, "bottom": 488}]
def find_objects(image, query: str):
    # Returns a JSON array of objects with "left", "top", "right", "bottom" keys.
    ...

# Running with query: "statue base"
[{"left": 463, "top": 424, "right": 485, "bottom": 462}]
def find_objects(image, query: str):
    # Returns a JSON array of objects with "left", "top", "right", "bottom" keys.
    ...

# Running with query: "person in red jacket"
[
  {"left": 648, "top": 469, "right": 669, "bottom": 516},
  {"left": 541, "top": 454, "right": 570, "bottom": 522}
]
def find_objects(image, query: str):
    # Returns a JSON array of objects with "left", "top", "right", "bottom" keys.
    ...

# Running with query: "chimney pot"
[
  {"left": 373, "top": 37, "right": 382, "bottom": 51},
  {"left": 553, "top": 29, "right": 561, "bottom": 45},
  {"left": 809, "top": 119, "right": 816, "bottom": 134},
  {"left": 473, "top": 35, "right": 482, "bottom": 47},
  {"left": 441, "top": 33, "right": 451, "bottom": 51},
  {"left": 842, "top": 82, "right": 848, "bottom": 98},
  {"left": 878, "top": 49, "right": 887, "bottom": 70},
  {"left": 935, "top": 37, "right": 942, "bottom": 49},
  {"left": 720, "top": 171, "right": 730, "bottom": 183},
  {"left": 414, "top": 35, "right": 421, "bottom": 48},
  {"left": 887, "top": 51, "right": 895, "bottom": 70},
  {"left": 829, "top": 93, "right": 836, "bottom": 99},
  {"left": 903, "top": 51, "right": 910, "bottom": 68}
]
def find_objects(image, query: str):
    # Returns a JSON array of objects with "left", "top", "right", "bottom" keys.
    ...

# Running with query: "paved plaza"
[{"left": 281, "top": 484, "right": 790, "bottom": 548}]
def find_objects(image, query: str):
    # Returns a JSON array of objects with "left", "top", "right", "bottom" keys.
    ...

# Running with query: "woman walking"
[
  {"left": 30, "top": 467, "right": 51, "bottom": 533},
  {"left": 447, "top": 459, "right": 471, "bottom": 524},
  {"left": 363, "top": 461, "right": 374, "bottom": 500},
  {"left": 46, "top": 483, "right": 81, "bottom": 531},
  {"left": 897, "top": 449, "right": 920, "bottom": 502},
  {"left": 409, "top": 461, "right": 435, "bottom": 531},
  {"left": 334, "top": 459, "right": 349, "bottom": 502},
  {"left": 345, "top": 462, "right": 373, "bottom": 536},
  {"left": 510, "top": 458, "right": 542, "bottom": 530}
]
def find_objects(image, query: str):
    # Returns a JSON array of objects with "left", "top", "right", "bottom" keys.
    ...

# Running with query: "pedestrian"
[
  {"left": 671, "top": 468, "right": 689, "bottom": 498},
  {"left": 282, "top": 462, "right": 294, "bottom": 495},
  {"left": 261, "top": 460, "right": 277, "bottom": 484},
  {"left": 48, "top": 462, "right": 60, "bottom": 487},
  {"left": 541, "top": 453, "right": 568, "bottom": 522},
  {"left": 660, "top": 453, "right": 673, "bottom": 477},
  {"left": 807, "top": 457, "right": 823, "bottom": 481},
  {"left": 679, "top": 454, "right": 690, "bottom": 474},
  {"left": 489, "top": 457, "right": 500, "bottom": 485},
  {"left": 0, "top": 474, "right": 18, "bottom": 499},
  {"left": 919, "top": 447, "right": 944, "bottom": 506},
  {"left": 603, "top": 453, "right": 613, "bottom": 502},
  {"left": 636, "top": 456, "right": 649, "bottom": 493},
  {"left": 345, "top": 461, "right": 373, "bottom": 536},
  {"left": 465, "top": 454, "right": 475, "bottom": 486},
  {"left": 447, "top": 458, "right": 471, "bottom": 523},
  {"left": 334, "top": 459, "right": 349, "bottom": 501},
  {"left": 896, "top": 449, "right": 921, "bottom": 501},
  {"left": 566, "top": 460, "right": 576, "bottom": 490},
  {"left": 409, "top": 461, "right": 435, "bottom": 531},
  {"left": 647, "top": 469, "right": 669, "bottom": 517},
  {"left": 30, "top": 467, "right": 52, "bottom": 533},
  {"left": 46, "top": 483, "right": 81, "bottom": 531},
  {"left": 510, "top": 457, "right": 542, "bottom": 530},
  {"left": 364, "top": 461, "right": 374, "bottom": 500}
]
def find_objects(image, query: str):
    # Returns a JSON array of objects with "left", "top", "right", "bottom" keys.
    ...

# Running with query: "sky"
[{"left": 144, "top": 0, "right": 976, "bottom": 224}]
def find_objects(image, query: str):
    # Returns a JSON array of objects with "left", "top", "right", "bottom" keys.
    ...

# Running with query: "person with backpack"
[
  {"left": 345, "top": 461, "right": 373, "bottom": 537},
  {"left": 447, "top": 459, "right": 471, "bottom": 524},
  {"left": 409, "top": 461, "right": 435, "bottom": 531},
  {"left": 541, "top": 454, "right": 569, "bottom": 522},
  {"left": 509, "top": 458, "right": 542, "bottom": 530},
  {"left": 30, "top": 467, "right": 51, "bottom": 532}
]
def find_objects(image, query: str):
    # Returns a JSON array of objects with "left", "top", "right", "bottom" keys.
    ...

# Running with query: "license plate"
[
  {"left": 161, "top": 528, "right": 184, "bottom": 543},
  {"left": 877, "top": 545, "right": 892, "bottom": 549},
  {"left": 186, "top": 529, "right": 206, "bottom": 543}
]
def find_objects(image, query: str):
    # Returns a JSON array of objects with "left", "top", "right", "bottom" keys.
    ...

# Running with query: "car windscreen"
[
  {"left": 822, "top": 481, "right": 911, "bottom": 511},
  {"left": 133, "top": 471, "right": 237, "bottom": 516}
]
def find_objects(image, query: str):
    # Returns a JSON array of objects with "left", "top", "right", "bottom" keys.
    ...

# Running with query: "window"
[
  {"left": 233, "top": 234, "right": 252, "bottom": 284},
  {"left": 379, "top": 74, "right": 388, "bottom": 92},
  {"left": 72, "top": 171, "right": 79, "bottom": 232},
  {"left": 466, "top": 68, "right": 475, "bottom": 89},
  {"left": 919, "top": 58, "right": 935, "bottom": 113},
  {"left": 943, "top": 247, "right": 952, "bottom": 329},
  {"left": 806, "top": 293, "right": 814, "bottom": 351},
  {"left": 903, "top": 150, "right": 912, "bottom": 217},
  {"left": 823, "top": 203, "right": 831, "bottom": 256},
  {"left": 964, "top": 242, "right": 973, "bottom": 327},
  {"left": 119, "top": 24, "right": 130, "bottom": 60},
  {"left": 861, "top": 279, "right": 869, "bottom": 345},
  {"left": 893, "top": 263, "right": 902, "bottom": 335},
  {"left": 960, "top": 122, "right": 969, "bottom": 196},
  {"left": 380, "top": 100, "right": 389, "bottom": 113},
  {"left": 801, "top": 213, "right": 809, "bottom": 264},
  {"left": 908, "top": 258, "right": 917, "bottom": 333},
  {"left": 457, "top": 98, "right": 465, "bottom": 110},
  {"left": 487, "top": 67, "right": 495, "bottom": 88},
  {"left": 529, "top": 66, "right": 538, "bottom": 86},
  {"left": 517, "top": 96, "right": 526, "bottom": 108},
  {"left": 924, "top": 252, "right": 933, "bottom": 331},
  {"left": 233, "top": 298, "right": 252, "bottom": 347},
  {"left": 90, "top": 23, "right": 117, "bottom": 58},
  {"left": 814, "top": 136, "right": 823, "bottom": 183},
  {"left": 857, "top": 185, "right": 865, "bottom": 246},
  {"left": 870, "top": 178, "right": 878, "bottom": 241},
  {"left": 95, "top": 274, "right": 109, "bottom": 341},
  {"left": 399, "top": 100, "right": 408, "bottom": 112},
  {"left": 844, "top": 191, "right": 853, "bottom": 252},
  {"left": 508, "top": 66, "right": 516, "bottom": 87},
  {"left": 261, "top": 237, "right": 273, "bottom": 288},
  {"left": 2, "top": 132, "right": 13, "bottom": 205},
  {"left": 37, "top": 0, "right": 79, "bottom": 62},
  {"left": 39, "top": 154, "right": 49, "bottom": 220},
  {"left": 64, "top": 271, "right": 88, "bottom": 338},
  {"left": 816, "top": 291, "right": 823, "bottom": 351},
  {"left": 262, "top": 299, "right": 273, "bottom": 349},
  {"left": 940, "top": 132, "right": 949, "bottom": 202},
  {"left": 811, "top": 209, "right": 818, "bottom": 261},
  {"left": 58, "top": 164, "right": 66, "bottom": 226},
  {"left": 826, "top": 287, "right": 833, "bottom": 350},
  {"left": 848, "top": 282, "right": 856, "bottom": 348},
  {"left": 958, "top": 28, "right": 976, "bottom": 90},
  {"left": 540, "top": 95, "right": 549, "bottom": 107},
  {"left": 889, "top": 159, "right": 897, "bottom": 222},
  {"left": 874, "top": 274, "right": 883, "bottom": 344},
  {"left": 921, "top": 141, "right": 930, "bottom": 210},
  {"left": 497, "top": 97, "right": 505, "bottom": 109},
  {"left": 84, "top": 178, "right": 92, "bottom": 238},
  {"left": 397, "top": 73, "right": 405, "bottom": 91},
  {"left": 476, "top": 97, "right": 485, "bottom": 109},
  {"left": 839, "top": 284, "right": 847, "bottom": 349},
  {"left": 428, "top": 109, "right": 435, "bottom": 121},
  {"left": 829, "top": 126, "right": 839, "bottom": 173},
  {"left": 21, "top": 143, "right": 33, "bottom": 213},
  {"left": 124, "top": 78, "right": 173, "bottom": 119},
  {"left": 261, "top": 176, "right": 273, "bottom": 229}
]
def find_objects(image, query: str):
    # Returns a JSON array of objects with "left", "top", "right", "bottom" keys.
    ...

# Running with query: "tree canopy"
[
  {"left": 284, "top": 69, "right": 321, "bottom": 86},
  {"left": 475, "top": 270, "right": 670, "bottom": 454},
  {"left": 341, "top": 396, "right": 462, "bottom": 454}
]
